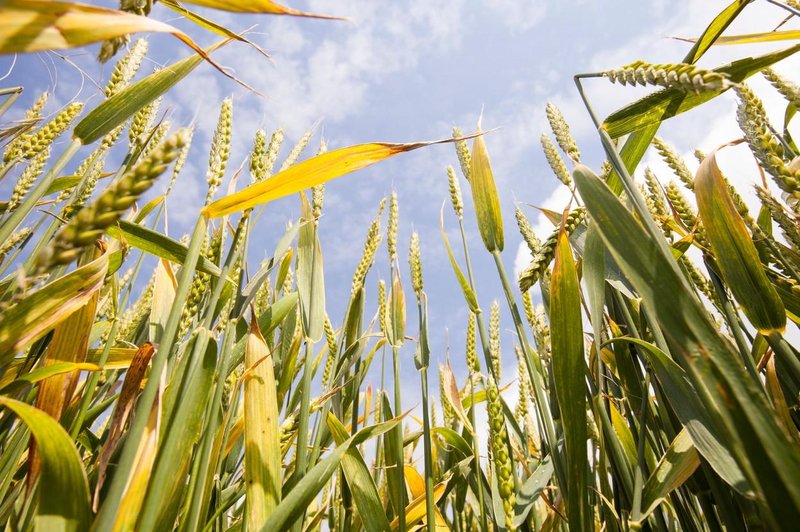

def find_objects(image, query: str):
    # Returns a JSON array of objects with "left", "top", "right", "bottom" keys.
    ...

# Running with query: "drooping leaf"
[
  {"left": 203, "top": 135, "right": 479, "bottom": 218},
  {"left": 439, "top": 208, "right": 479, "bottom": 313},
  {"left": 695, "top": 152, "right": 785, "bottom": 333},
  {"left": 180, "top": 0, "right": 341, "bottom": 18},
  {"left": 73, "top": 39, "right": 229, "bottom": 144},
  {"left": 106, "top": 220, "right": 221, "bottom": 277},
  {"left": 638, "top": 429, "right": 700, "bottom": 521},
  {"left": 0, "top": 251, "right": 107, "bottom": 361},
  {"left": 93, "top": 343, "right": 155, "bottom": 510},
  {"left": 0, "top": 0, "right": 195, "bottom": 54},
  {"left": 0, "top": 397, "right": 91, "bottom": 532}
]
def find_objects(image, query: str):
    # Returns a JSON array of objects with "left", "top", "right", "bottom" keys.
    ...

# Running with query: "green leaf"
[
  {"left": 604, "top": 336, "right": 747, "bottom": 494},
  {"left": 549, "top": 230, "right": 590, "bottom": 531},
  {"left": 73, "top": 39, "right": 228, "bottom": 144},
  {"left": 684, "top": 0, "right": 751, "bottom": 63},
  {"left": 439, "top": 208, "right": 479, "bottom": 313},
  {"left": 574, "top": 164, "right": 800, "bottom": 526},
  {"left": 106, "top": 220, "right": 221, "bottom": 277},
  {"left": 263, "top": 418, "right": 400, "bottom": 531},
  {"left": 639, "top": 428, "right": 700, "bottom": 521},
  {"left": 296, "top": 193, "right": 325, "bottom": 342},
  {"left": 137, "top": 329, "right": 217, "bottom": 530},
  {"left": 327, "top": 414, "right": 391, "bottom": 532},
  {"left": 513, "top": 456, "right": 554, "bottom": 528},
  {"left": 0, "top": 397, "right": 90, "bottom": 532},
  {"left": 695, "top": 152, "right": 785, "bottom": 333}
]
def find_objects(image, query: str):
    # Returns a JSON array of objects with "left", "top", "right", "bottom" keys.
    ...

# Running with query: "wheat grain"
[
  {"left": 546, "top": 102, "right": 580, "bottom": 163},
  {"left": 541, "top": 134, "right": 572, "bottom": 186},
  {"left": 603, "top": 60, "right": 732, "bottom": 93},
  {"left": 452, "top": 126, "right": 472, "bottom": 180}
]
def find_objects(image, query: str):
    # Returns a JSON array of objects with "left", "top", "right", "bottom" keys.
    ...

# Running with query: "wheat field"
[{"left": 0, "top": 1, "right": 800, "bottom": 531}]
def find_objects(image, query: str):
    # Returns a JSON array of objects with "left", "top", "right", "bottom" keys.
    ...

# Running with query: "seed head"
[
  {"left": 466, "top": 312, "right": 479, "bottom": 373},
  {"left": 351, "top": 199, "right": 386, "bottom": 297},
  {"left": 446, "top": 165, "right": 464, "bottom": 219},
  {"left": 546, "top": 102, "right": 580, "bottom": 163},
  {"left": 129, "top": 96, "right": 161, "bottom": 149},
  {"left": 387, "top": 191, "right": 399, "bottom": 260},
  {"left": 519, "top": 207, "right": 586, "bottom": 291},
  {"left": 763, "top": 68, "right": 800, "bottom": 111},
  {"left": 653, "top": 137, "right": 694, "bottom": 190},
  {"left": 205, "top": 98, "right": 233, "bottom": 203},
  {"left": 486, "top": 376, "right": 516, "bottom": 530},
  {"left": 452, "top": 127, "right": 472, "bottom": 181},
  {"left": 489, "top": 301, "right": 501, "bottom": 380},
  {"left": 540, "top": 134, "right": 571, "bottom": 186},
  {"left": 9, "top": 102, "right": 83, "bottom": 163},
  {"left": 167, "top": 127, "right": 193, "bottom": 195},
  {"left": 37, "top": 129, "right": 189, "bottom": 272},
  {"left": 249, "top": 129, "right": 268, "bottom": 184},
  {"left": 280, "top": 128, "right": 313, "bottom": 172},
  {"left": 8, "top": 148, "right": 49, "bottom": 212},
  {"left": 409, "top": 231, "right": 423, "bottom": 298},
  {"left": 603, "top": 60, "right": 733, "bottom": 93},
  {"left": 105, "top": 39, "right": 148, "bottom": 97},
  {"left": 515, "top": 207, "right": 541, "bottom": 258},
  {"left": 378, "top": 279, "right": 387, "bottom": 334}
]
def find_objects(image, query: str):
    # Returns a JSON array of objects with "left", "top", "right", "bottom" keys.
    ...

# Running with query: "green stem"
[
  {"left": 419, "top": 365, "right": 436, "bottom": 532},
  {"left": 470, "top": 374, "right": 489, "bottom": 532},
  {"left": 182, "top": 318, "right": 238, "bottom": 532},
  {"left": 392, "top": 344, "right": 406, "bottom": 530}
]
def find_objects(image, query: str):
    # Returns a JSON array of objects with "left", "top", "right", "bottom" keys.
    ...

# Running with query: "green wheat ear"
[{"left": 37, "top": 129, "right": 189, "bottom": 273}]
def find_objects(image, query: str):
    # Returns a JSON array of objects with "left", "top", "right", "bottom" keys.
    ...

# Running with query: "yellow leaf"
[
  {"left": 111, "top": 363, "right": 164, "bottom": 530},
  {"left": 203, "top": 136, "right": 479, "bottom": 218},
  {"left": 181, "top": 0, "right": 342, "bottom": 18},
  {"left": 390, "top": 481, "right": 447, "bottom": 531},
  {"left": 0, "top": 0, "right": 189, "bottom": 53}
]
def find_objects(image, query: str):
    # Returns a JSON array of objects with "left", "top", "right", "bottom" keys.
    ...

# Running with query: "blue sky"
[{"left": 2, "top": 0, "right": 799, "bottom": 408}]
